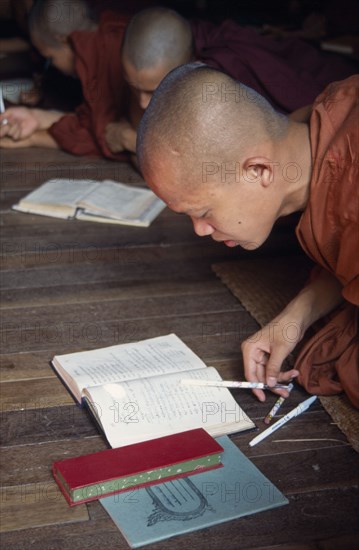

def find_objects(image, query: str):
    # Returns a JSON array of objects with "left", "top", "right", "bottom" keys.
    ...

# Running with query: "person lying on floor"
[{"left": 0, "top": 0, "right": 129, "bottom": 159}]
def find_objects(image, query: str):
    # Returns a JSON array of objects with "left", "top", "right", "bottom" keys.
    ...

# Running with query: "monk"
[
  {"left": 107, "top": 6, "right": 357, "bottom": 155},
  {"left": 136, "top": 65, "right": 359, "bottom": 408},
  {"left": 0, "top": 0, "right": 129, "bottom": 158},
  {"left": 105, "top": 7, "right": 194, "bottom": 156}
]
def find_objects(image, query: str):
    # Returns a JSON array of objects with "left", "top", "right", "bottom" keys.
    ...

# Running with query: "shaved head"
[
  {"left": 137, "top": 64, "right": 289, "bottom": 183},
  {"left": 122, "top": 7, "right": 193, "bottom": 71},
  {"left": 29, "top": 0, "right": 96, "bottom": 46}
]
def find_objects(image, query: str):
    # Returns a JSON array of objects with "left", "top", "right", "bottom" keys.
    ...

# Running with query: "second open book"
[{"left": 52, "top": 334, "right": 255, "bottom": 448}]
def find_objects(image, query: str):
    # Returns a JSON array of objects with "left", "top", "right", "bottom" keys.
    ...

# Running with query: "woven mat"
[{"left": 212, "top": 255, "right": 359, "bottom": 453}]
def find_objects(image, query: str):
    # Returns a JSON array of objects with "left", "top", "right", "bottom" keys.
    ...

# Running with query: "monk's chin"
[
  {"left": 223, "top": 240, "right": 239, "bottom": 248},
  {"left": 223, "top": 240, "right": 260, "bottom": 250}
]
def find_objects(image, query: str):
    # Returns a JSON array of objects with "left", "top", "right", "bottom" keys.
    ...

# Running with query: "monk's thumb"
[{"left": 266, "top": 348, "right": 287, "bottom": 387}]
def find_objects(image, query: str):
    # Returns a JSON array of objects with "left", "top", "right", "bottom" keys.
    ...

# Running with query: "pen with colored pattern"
[{"left": 264, "top": 382, "right": 294, "bottom": 424}]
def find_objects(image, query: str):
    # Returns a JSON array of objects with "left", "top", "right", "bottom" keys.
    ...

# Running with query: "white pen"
[
  {"left": 180, "top": 379, "right": 290, "bottom": 390},
  {"left": 0, "top": 87, "right": 8, "bottom": 126},
  {"left": 249, "top": 395, "right": 318, "bottom": 447}
]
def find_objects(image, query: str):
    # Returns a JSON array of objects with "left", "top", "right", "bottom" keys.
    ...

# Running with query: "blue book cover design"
[{"left": 101, "top": 435, "right": 288, "bottom": 548}]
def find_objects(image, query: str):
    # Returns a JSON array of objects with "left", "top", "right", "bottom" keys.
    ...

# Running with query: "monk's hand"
[
  {"left": 241, "top": 314, "right": 301, "bottom": 402},
  {"left": 0, "top": 107, "right": 40, "bottom": 141},
  {"left": 105, "top": 120, "right": 137, "bottom": 153},
  {"left": 242, "top": 271, "right": 344, "bottom": 402}
]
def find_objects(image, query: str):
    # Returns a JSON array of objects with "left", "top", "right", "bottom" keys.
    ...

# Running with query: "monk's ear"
[{"left": 242, "top": 157, "right": 276, "bottom": 188}]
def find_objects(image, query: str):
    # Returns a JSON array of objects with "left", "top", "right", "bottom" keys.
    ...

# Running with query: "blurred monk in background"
[{"left": 0, "top": 0, "right": 129, "bottom": 159}]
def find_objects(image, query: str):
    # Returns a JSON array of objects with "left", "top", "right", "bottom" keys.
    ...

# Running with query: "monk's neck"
[{"left": 279, "top": 121, "right": 312, "bottom": 216}]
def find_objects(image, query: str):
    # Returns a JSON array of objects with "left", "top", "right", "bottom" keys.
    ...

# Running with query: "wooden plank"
[
  {"left": 0, "top": 378, "right": 74, "bottom": 411},
  {"left": 1, "top": 149, "right": 141, "bottom": 188},
  {"left": 0, "top": 209, "right": 193, "bottom": 241},
  {"left": 251, "top": 445, "right": 359, "bottom": 493},
  {"left": 0, "top": 244, "right": 237, "bottom": 285},
  {"left": 1, "top": 292, "right": 243, "bottom": 326},
  {"left": 1, "top": 278, "right": 222, "bottom": 309},
  {"left": 0, "top": 225, "right": 204, "bottom": 268},
  {"left": 0, "top": 482, "right": 89, "bottom": 532},
  {"left": 0, "top": 405, "right": 100, "bottom": 447},
  {"left": 316, "top": 534, "right": 359, "bottom": 550},
  {"left": 0, "top": 351, "right": 60, "bottom": 382},
  {"left": 0, "top": 437, "right": 107, "bottom": 486},
  {"left": 0, "top": 222, "right": 300, "bottom": 270},
  {"left": 0, "top": 190, "right": 27, "bottom": 211},
  {"left": 1, "top": 488, "right": 357, "bottom": 549},
  {"left": 0, "top": 310, "right": 257, "bottom": 354},
  {"left": 0, "top": 516, "right": 125, "bottom": 548}
]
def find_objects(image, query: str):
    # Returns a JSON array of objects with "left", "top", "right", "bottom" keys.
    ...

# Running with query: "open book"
[
  {"left": 13, "top": 178, "right": 165, "bottom": 227},
  {"left": 52, "top": 334, "right": 255, "bottom": 448}
]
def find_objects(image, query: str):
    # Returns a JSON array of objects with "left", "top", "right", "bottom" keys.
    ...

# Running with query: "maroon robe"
[
  {"left": 192, "top": 19, "right": 357, "bottom": 113},
  {"left": 49, "top": 12, "right": 129, "bottom": 159},
  {"left": 295, "top": 75, "right": 359, "bottom": 408}
]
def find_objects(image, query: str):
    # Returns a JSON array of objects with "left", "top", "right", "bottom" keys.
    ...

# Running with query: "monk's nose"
[
  {"left": 191, "top": 217, "right": 214, "bottom": 237},
  {"left": 139, "top": 93, "right": 152, "bottom": 110}
]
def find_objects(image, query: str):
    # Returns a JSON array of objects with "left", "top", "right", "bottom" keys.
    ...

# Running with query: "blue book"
[{"left": 100, "top": 435, "right": 288, "bottom": 548}]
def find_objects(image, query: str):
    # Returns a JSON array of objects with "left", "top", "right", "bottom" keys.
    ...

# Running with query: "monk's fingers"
[
  {"left": 268, "top": 369, "right": 299, "bottom": 398},
  {"left": 7, "top": 125, "right": 22, "bottom": 140},
  {"left": 246, "top": 360, "right": 267, "bottom": 402},
  {"left": 0, "top": 120, "right": 22, "bottom": 140},
  {"left": 0, "top": 120, "right": 11, "bottom": 137},
  {"left": 257, "top": 350, "right": 269, "bottom": 367},
  {"left": 277, "top": 368, "right": 299, "bottom": 383}
]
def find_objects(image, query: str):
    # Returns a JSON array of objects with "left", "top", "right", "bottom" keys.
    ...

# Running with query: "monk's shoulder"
[{"left": 313, "top": 75, "right": 359, "bottom": 130}]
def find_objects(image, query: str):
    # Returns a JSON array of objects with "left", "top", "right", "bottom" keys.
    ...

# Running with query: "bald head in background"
[
  {"left": 137, "top": 63, "right": 311, "bottom": 250},
  {"left": 122, "top": 7, "right": 194, "bottom": 110},
  {"left": 28, "top": 0, "right": 97, "bottom": 75}
]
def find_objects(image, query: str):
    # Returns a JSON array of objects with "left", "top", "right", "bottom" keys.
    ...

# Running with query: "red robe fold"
[
  {"left": 295, "top": 75, "right": 359, "bottom": 408},
  {"left": 49, "top": 12, "right": 129, "bottom": 159},
  {"left": 192, "top": 20, "right": 357, "bottom": 113}
]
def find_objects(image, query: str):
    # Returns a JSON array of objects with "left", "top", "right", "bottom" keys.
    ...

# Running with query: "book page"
[
  {"left": 78, "top": 180, "right": 165, "bottom": 221},
  {"left": 15, "top": 179, "right": 99, "bottom": 210},
  {"left": 84, "top": 367, "right": 254, "bottom": 447},
  {"left": 52, "top": 334, "right": 207, "bottom": 402}
]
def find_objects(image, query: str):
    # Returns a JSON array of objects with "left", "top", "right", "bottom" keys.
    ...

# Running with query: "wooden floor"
[{"left": 1, "top": 148, "right": 359, "bottom": 550}]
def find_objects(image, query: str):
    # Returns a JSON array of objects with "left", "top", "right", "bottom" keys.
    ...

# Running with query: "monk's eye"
[{"left": 200, "top": 210, "right": 210, "bottom": 219}]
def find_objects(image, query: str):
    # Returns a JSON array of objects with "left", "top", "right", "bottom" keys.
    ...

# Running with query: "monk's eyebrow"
[{"left": 172, "top": 209, "right": 192, "bottom": 217}]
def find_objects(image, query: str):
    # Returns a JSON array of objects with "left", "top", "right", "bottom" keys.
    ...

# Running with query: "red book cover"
[{"left": 53, "top": 428, "right": 224, "bottom": 506}]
